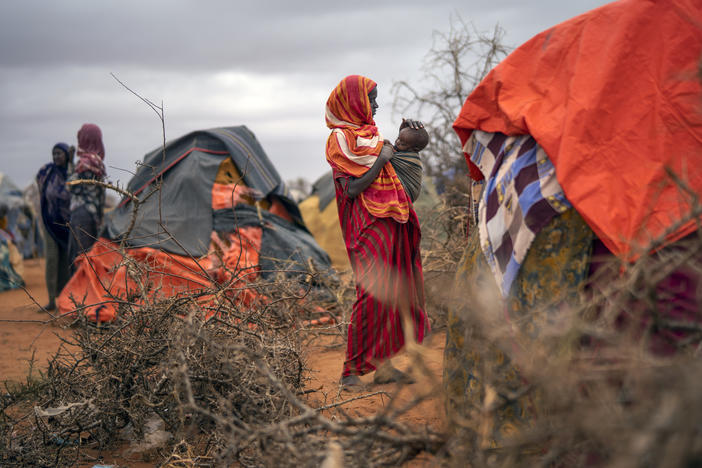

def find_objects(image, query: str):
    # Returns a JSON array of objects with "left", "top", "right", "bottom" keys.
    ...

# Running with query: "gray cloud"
[
  {"left": 0, "top": 1, "right": 606, "bottom": 70},
  {"left": 0, "top": 0, "right": 610, "bottom": 188}
]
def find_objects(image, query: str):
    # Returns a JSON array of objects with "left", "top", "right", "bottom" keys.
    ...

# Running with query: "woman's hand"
[{"left": 400, "top": 118, "right": 424, "bottom": 131}]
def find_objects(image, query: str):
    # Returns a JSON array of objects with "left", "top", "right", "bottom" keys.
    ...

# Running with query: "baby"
[{"left": 389, "top": 125, "right": 429, "bottom": 202}]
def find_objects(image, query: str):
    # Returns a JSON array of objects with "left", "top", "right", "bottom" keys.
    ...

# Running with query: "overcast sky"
[{"left": 0, "top": 0, "right": 610, "bottom": 190}]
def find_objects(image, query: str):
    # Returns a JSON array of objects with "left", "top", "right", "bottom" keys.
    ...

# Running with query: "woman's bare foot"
[
  {"left": 373, "top": 362, "right": 414, "bottom": 385},
  {"left": 340, "top": 374, "right": 366, "bottom": 392}
]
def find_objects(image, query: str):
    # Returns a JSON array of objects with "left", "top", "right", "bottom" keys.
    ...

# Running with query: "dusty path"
[
  {"left": 0, "top": 258, "right": 73, "bottom": 382},
  {"left": 304, "top": 331, "right": 446, "bottom": 467},
  {"left": 305, "top": 331, "right": 446, "bottom": 427},
  {"left": 0, "top": 259, "right": 446, "bottom": 466}
]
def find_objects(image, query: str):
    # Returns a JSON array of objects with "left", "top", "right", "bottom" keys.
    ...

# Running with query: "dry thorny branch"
[
  {"left": 2, "top": 75, "right": 445, "bottom": 465},
  {"left": 0, "top": 223, "right": 448, "bottom": 467},
  {"left": 4, "top": 69, "right": 701, "bottom": 468},
  {"left": 1, "top": 160, "right": 458, "bottom": 467},
  {"left": 392, "top": 17, "right": 510, "bottom": 205},
  {"left": 7, "top": 173, "right": 702, "bottom": 467},
  {"left": 442, "top": 175, "right": 702, "bottom": 467}
]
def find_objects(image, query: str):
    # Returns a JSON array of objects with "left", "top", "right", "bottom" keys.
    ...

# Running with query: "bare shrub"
[
  {"left": 418, "top": 185, "right": 470, "bottom": 329},
  {"left": 392, "top": 16, "right": 510, "bottom": 206},
  {"left": 443, "top": 184, "right": 702, "bottom": 466},
  {"left": 0, "top": 233, "right": 447, "bottom": 467},
  {"left": 1, "top": 276, "right": 307, "bottom": 466},
  {"left": 392, "top": 18, "right": 510, "bottom": 331}
]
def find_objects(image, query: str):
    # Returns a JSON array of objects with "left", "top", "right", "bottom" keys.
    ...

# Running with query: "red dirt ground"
[{"left": 1, "top": 259, "right": 446, "bottom": 466}]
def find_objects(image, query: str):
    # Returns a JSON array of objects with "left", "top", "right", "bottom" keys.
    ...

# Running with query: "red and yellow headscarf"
[{"left": 325, "top": 75, "right": 410, "bottom": 223}]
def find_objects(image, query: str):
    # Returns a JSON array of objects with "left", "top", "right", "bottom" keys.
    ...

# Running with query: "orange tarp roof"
[
  {"left": 454, "top": 0, "right": 702, "bottom": 257},
  {"left": 57, "top": 239, "right": 215, "bottom": 322},
  {"left": 57, "top": 229, "right": 264, "bottom": 323}
]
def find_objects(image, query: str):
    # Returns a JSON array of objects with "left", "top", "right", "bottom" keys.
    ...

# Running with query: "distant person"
[
  {"left": 67, "top": 124, "right": 106, "bottom": 271},
  {"left": 0, "top": 208, "right": 24, "bottom": 292},
  {"left": 325, "top": 75, "right": 430, "bottom": 390},
  {"left": 36, "top": 142, "right": 72, "bottom": 310},
  {"left": 388, "top": 122, "right": 429, "bottom": 202}
]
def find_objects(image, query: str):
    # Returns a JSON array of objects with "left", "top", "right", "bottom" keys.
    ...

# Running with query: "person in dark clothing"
[
  {"left": 36, "top": 142, "right": 72, "bottom": 310},
  {"left": 67, "top": 124, "right": 106, "bottom": 272}
]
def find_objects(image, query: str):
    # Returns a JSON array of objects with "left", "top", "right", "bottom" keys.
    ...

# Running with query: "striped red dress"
[{"left": 333, "top": 171, "right": 430, "bottom": 377}]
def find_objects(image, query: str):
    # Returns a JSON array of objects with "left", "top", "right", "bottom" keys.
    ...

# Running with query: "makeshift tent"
[
  {"left": 299, "top": 170, "right": 440, "bottom": 272},
  {"left": 0, "top": 172, "right": 42, "bottom": 259},
  {"left": 0, "top": 230, "right": 24, "bottom": 291},
  {"left": 21, "top": 181, "right": 45, "bottom": 258},
  {"left": 299, "top": 172, "right": 350, "bottom": 272},
  {"left": 57, "top": 126, "right": 332, "bottom": 322},
  {"left": 446, "top": 0, "right": 702, "bottom": 446},
  {"left": 454, "top": 0, "right": 702, "bottom": 258}
]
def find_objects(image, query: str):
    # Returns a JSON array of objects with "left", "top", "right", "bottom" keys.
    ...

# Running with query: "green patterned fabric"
[
  {"left": 390, "top": 150, "right": 422, "bottom": 202},
  {"left": 443, "top": 209, "right": 594, "bottom": 447},
  {"left": 0, "top": 238, "right": 24, "bottom": 292}
]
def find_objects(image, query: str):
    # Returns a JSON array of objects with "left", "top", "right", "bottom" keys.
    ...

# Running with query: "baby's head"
[{"left": 395, "top": 127, "right": 429, "bottom": 152}]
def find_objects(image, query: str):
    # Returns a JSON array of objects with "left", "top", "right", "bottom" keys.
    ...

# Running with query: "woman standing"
[
  {"left": 67, "top": 123, "right": 106, "bottom": 271},
  {"left": 36, "top": 142, "right": 72, "bottom": 310},
  {"left": 325, "top": 75, "right": 430, "bottom": 389}
]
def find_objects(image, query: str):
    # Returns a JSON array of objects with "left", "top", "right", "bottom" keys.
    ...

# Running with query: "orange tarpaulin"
[
  {"left": 57, "top": 161, "right": 271, "bottom": 322},
  {"left": 56, "top": 134, "right": 333, "bottom": 324},
  {"left": 454, "top": 0, "right": 702, "bottom": 257},
  {"left": 57, "top": 239, "right": 215, "bottom": 322},
  {"left": 57, "top": 231, "right": 264, "bottom": 322}
]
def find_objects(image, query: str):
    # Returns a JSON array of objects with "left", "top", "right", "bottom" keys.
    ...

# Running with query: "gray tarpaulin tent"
[
  {"left": 57, "top": 126, "right": 332, "bottom": 322},
  {"left": 0, "top": 172, "right": 42, "bottom": 259},
  {"left": 105, "top": 125, "right": 330, "bottom": 275},
  {"left": 106, "top": 126, "right": 307, "bottom": 255}
]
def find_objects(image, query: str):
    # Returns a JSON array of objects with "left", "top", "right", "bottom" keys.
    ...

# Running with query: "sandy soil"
[
  {"left": 1, "top": 259, "right": 446, "bottom": 466},
  {"left": 0, "top": 259, "right": 74, "bottom": 382}
]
